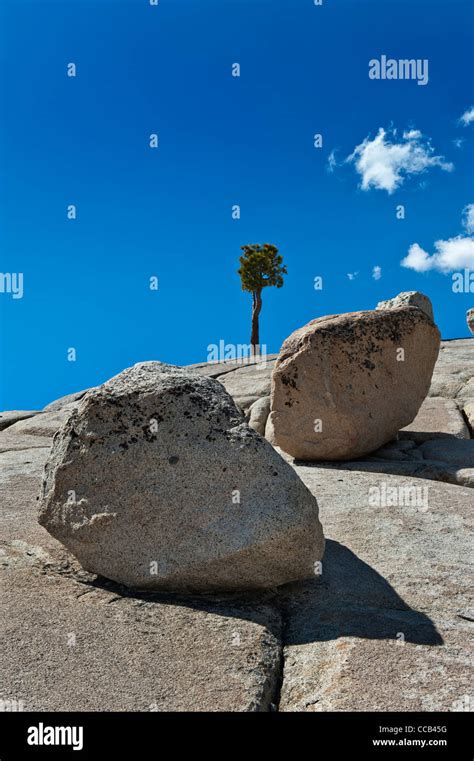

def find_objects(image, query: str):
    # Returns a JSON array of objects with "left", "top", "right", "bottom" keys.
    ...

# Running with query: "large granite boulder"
[
  {"left": 267, "top": 308, "right": 440, "bottom": 461},
  {"left": 0, "top": 444, "right": 283, "bottom": 712},
  {"left": 376, "top": 291, "right": 434, "bottom": 321},
  {"left": 39, "top": 362, "right": 324, "bottom": 592}
]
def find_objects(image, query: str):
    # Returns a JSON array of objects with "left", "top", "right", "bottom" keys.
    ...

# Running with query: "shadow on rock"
[
  {"left": 49, "top": 556, "right": 283, "bottom": 636},
  {"left": 279, "top": 540, "right": 444, "bottom": 647},
  {"left": 297, "top": 458, "right": 458, "bottom": 486},
  {"left": 45, "top": 540, "right": 443, "bottom": 647}
]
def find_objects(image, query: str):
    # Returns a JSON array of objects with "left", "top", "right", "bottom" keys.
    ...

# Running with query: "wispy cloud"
[
  {"left": 372, "top": 265, "right": 382, "bottom": 280},
  {"left": 347, "top": 272, "right": 359, "bottom": 281},
  {"left": 462, "top": 203, "right": 474, "bottom": 234},
  {"left": 459, "top": 106, "right": 474, "bottom": 126},
  {"left": 327, "top": 149, "right": 338, "bottom": 173},
  {"left": 346, "top": 127, "right": 453, "bottom": 194}
]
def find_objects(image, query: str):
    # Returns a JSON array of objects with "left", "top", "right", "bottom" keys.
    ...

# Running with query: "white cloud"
[
  {"left": 347, "top": 272, "right": 359, "bottom": 280},
  {"left": 346, "top": 127, "right": 453, "bottom": 194},
  {"left": 462, "top": 203, "right": 474, "bottom": 234},
  {"left": 453, "top": 137, "right": 465, "bottom": 149},
  {"left": 402, "top": 205, "right": 474, "bottom": 273},
  {"left": 401, "top": 243, "right": 433, "bottom": 273},
  {"left": 327, "top": 149, "right": 337, "bottom": 173},
  {"left": 459, "top": 106, "right": 474, "bottom": 126},
  {"left": 403, "top": 129, "right": 422, "bottom": 140},
  {"left": 372, "top": 265, "right": 382, "bottom": 280},
  {"left": 401, "top": 237, "right": 474, "bottom": 273}
]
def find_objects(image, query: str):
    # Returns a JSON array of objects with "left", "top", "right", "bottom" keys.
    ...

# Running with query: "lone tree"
[{"left": 238, "top": 243, "right": 287, "bottom": 355}]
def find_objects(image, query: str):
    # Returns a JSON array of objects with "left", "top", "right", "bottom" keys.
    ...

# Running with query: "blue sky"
[{"left": 0, "top": 0, "right": 473, "bottom": 409}]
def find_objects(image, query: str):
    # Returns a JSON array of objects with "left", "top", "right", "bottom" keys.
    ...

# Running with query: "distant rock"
[
  {"left": 7, "top": 408, "right": 75, "bottom": 438},
  {"left": 467, "top": 308, "right": 474, "bottom": 335},
  {"left": 217, "top": 361, "right": 274, "bottom": 413},
  {"left": 428, "top": 339, "right": 474, "bottom": 399},
  {"left": 39, "top": 362, "right": 324, "bottom": 591},
  {"left": 0, "top": 410, "right": 39, "bottom": 432},
  {"left": 43, "top": 389, "right": 91, "bottom": 412},
  {"left": 267, "top": 308, "right": 440, "bottom": 461},
  {"left": 463, "top": 401, "right": 474, "bottom": 436},
  {"left": 247, "top": 396, "right": 271, "bottom": 436},
  {"left": 0, "top": 430, "right": 51, "bottom": 454},
  {"left": 399, "top": 397, "right": 469, "bottom": 443},
  {"left": 456, "top": 377, "right": 474, "bottom": 403},
  {"left": 376, "top": 291, "right": 434, "bottom": 321},
  {"left": 190, "top": 354, "right": 278, "bottom": 379}
]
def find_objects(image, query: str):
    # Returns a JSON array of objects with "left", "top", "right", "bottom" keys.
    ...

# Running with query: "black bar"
[{"left": 0, "top": 712, "right": 471, "bottom": 759}]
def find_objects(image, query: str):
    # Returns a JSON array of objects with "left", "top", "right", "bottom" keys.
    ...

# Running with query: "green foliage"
[{"left": 238, "top": 243, "right": 287, "bottom": 294}]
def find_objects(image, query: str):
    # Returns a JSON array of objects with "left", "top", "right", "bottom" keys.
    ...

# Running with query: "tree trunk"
[{"left": 251, "top": 290, "right": 262, "bottom": 356}]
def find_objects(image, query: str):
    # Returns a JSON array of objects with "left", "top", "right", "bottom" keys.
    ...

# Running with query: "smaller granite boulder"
[{"left": 267, "top": 307, "right": 440, "bottom": 461}]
